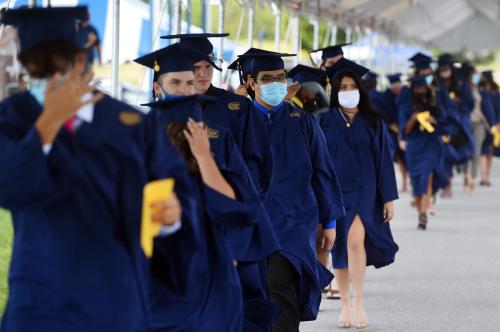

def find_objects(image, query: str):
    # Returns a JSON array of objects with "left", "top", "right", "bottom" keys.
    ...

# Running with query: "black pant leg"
[{"left": 267, "top": 252, "right": 300, "bottom": 332}]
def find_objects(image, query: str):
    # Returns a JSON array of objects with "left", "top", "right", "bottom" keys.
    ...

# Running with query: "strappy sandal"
[
  {"left": 418, "top": 213, "right": 428, "bottom": 230},
  {"left": 338, "top": 299, "right": 352, "bottom": 328},
  {"left": 326, "top": 289, "right": 341, "bottom": 300}
]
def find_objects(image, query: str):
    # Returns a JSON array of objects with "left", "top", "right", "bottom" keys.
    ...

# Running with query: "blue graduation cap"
[
  {"left": 437, "top": 53, "right": 454, "bottom": 67},
  {"left": 387, "top": 73, "right": 402, "bottom": 84},
  {"left": 142, "top": 94, "right": 217, "bottom": 124},
  {"left": 310, "top": 43, "right": 351, "bottom": 60},
  {"left": 0, "top": 6, "right": 88, "bottom": 50},
  {"left": 325, "top": 57, "right": 370, "bottom": 81},
  {"left": 363, "top": 71, "right": 379, "bottom": 81},
  {"left": 411, "top": 75, "right": 427, "bottom": 88},
  {"left": 236, "top": 52, "right": 296, "bottom": 73},
  {"left": 227, "top": 48, "right": 276, "bottom": 83},
  {"left": 482, "top": 70, "right": 494, "bottom": 82},
  {"left": 133, "top": 43, "right": 195, "bottom": 81},
  {"left": 409, "top": 52, "right": 432, "bottom": 71},
  {"left": 161, "top": 33, "right": 229, "bottom": 71},
  {"left": 287, "top": 64, "right": 325, "bottom": 83}
]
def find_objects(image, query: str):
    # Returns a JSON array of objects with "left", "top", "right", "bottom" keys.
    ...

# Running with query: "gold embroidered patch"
[
  {"left": 119, "top": 111, "right": 142, "bottom": 126},
  {"left": 207, "top": 128, "right": 220, "bottom": 139},
  {"left": 228, "top": 101, "right": 241, "bottom": 111},
  {"left": 289, "top": 111, "right": 302, "bottom": 118}
]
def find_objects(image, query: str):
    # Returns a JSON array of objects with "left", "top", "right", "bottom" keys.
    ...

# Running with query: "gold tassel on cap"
[
  {"left": 325, "top": 76, "right": 332, "bottom": 97},
  {"left": 153, "top": 60, "right": 160, "bottom": 72}
]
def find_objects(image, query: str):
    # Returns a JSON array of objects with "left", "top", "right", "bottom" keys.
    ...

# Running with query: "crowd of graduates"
[{"left": 0, "top": 4, "right": 498, "bottom": 332}]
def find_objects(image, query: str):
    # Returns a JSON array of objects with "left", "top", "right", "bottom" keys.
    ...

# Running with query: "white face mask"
[{"left": 338, "top": 90, "right": 360, "bottom": 109}]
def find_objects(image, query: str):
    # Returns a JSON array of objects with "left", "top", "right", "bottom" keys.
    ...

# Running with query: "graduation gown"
[
  {"left": 0, "top": 92, "right": 195, "bottom": 332},
  {"left": 319, "top": 109, "right": 399, "bottom": 269},
  {"left": 204, "top": 85, "right": 252, "bottom": 149},
  {"left": 150, "top": 111, "right": 280, "bottom": 332},
  {"left": 241, "top": 101, "right": 345, "bottom": 321},
  {"left": 480, "top": 91, "right": 497, "bottom": 156},
  {"left": 399, "top": 98, "right": 449, "bottom": 196}
]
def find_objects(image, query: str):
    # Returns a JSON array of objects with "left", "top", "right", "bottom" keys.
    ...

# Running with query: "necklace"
[{"left": 338, "top": 109, "right": 351, "bottom": 127}]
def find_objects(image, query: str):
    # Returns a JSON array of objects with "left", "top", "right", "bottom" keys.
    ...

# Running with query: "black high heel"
[{"left": 418, "top": 213, "right": 428, "bottom": 230}]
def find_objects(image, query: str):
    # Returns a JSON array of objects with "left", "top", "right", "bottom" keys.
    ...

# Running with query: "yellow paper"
[
  {"left": 416, "top": 111, "right": 435, "bottom": 133},
  {"left": 492, "top": 126, "right": 500, "bottom": 147},
  {"left": 141, "top": 178, "right": 175, "bottom": 257}
]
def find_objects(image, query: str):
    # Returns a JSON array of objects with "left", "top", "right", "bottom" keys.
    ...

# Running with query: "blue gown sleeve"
[
  {"left": 398, "top": 102, "right": 412, "bottom": 140},
  {"left": 306, "top": 114, "right": 345, "bottom": 227},
  {"left": 458, "top": 83, "right": 475, "bottom": 115},
  {"left": 374, "top": 120, "right": 399, "bottom": 204},
  {"left": 480, "top": 92, "right": 496, "bottom": 126}
]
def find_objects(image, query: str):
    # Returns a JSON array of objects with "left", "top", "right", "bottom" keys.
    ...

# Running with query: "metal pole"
[
  {"left": 216, "top": 1, "right": 225, "bottom": 86},
  {"left": 312, "top": 19, "right": 319, "bottom": 50},
  {"left": 247, "top": 3, "right": 254, "bottom": 47},
  {"left": 204, "top": 0, "right": 212, "bottom": 33},
  {"left": 330, "top": 26, "right": 337, "bottom": 44},
  {"left": 187, "top": 0, "right": 192, "bottom": 33},
  {"left": 291, "top": 15, "right": 300, "bottom": 66},
  {"left": 111, "top": 0, "right": 120, "bottom": 98},
  {"left": 173, "top": 0, "right": 182, "bottom": 34},
  {"left": 271, "top": 2, "right": 281, "bottom": 52}
]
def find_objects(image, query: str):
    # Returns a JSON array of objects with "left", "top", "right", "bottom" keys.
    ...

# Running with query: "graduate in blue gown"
[
  {"left": 399, "top": 75, "right": 449, "bottom": 230},
  {"left": 287, "top": 64, "right": 330, "bottom": 117},
  {"left": 0, "top": 6, "right": 196, "bottom": 332},
  {"left": 380, "top": 73, "right": 410, "bottom": 191},
  {"left": 134, "top": 45, "right": 280, "bottom": 331},
  {"left": 319, "top": 58, "right": 399, "bottom": 329},
  {"left": 161, "top": 33, "right": 252, "bottom": 149},
  {"left": 435, "top": 54, "right": 475, "bottom": 197},
  {"left": 479, "top": 70, "right": 500, "bottom": 184},
  {"left": 237, "top": 51, "right": 345, "bottom": 331}
]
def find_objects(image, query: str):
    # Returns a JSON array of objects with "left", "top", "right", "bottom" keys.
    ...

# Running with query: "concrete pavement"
[{"left": 301, "top": 160, "right": 500, "bottom": 332}]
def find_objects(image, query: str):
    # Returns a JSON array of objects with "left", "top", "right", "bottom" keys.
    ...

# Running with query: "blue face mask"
[
  {"left": 158, "top": 85, "right": 186, "bottom": 101},
  {"left": 471, "top": 73, "right": 481, "bottom": 85},
  {"left": 425, "top": 74, "right": 434, "bottom": 86},
  {"left": 29, "top": 74, "right": 69, "bottom": 106},
  {"left": 29, "top": 78, "right": 48, "bottom": 106},
  {"left": 260, "top": 82, "right": 287, "bottom": 107}
]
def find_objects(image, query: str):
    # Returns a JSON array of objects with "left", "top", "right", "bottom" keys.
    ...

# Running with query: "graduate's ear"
[
  {"left": 153, "top": 81, "right": 162, "bottom": 98},
  {"left": 248, "top": 77, "right": 257, "bottom": 92}
]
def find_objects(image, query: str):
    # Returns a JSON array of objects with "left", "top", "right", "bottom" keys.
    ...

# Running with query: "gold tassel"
[{"left": 325, "top": 76, "right": 332, "bottom": 97}]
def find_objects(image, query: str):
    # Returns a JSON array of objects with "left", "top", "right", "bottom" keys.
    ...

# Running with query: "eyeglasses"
[{"left": 256, "top": 74, "right": 288, "bottom": 84}]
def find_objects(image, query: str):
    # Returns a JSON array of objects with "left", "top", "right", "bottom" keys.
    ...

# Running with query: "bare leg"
[
  {"left": 480, "top": 155, "right": 488, "bottom": 184},
  {"left": 348, "top": 215, "right": 368, "bottom": 328},
  {"left": 334, "top": 268, "right": 351, "bottom": 327}
]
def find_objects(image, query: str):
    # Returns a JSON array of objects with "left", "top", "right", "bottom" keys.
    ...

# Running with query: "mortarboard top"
[
  {"left": 437, "top": 53, "right": 454, "bottom": 67},
  {"left": 482, "top": 70, "right": 494, "bottom": 81},
  {"left": 325, "top": 57, "right": 370, "bottom": 81},
  {"left": 236, "top": 52, "right": 296, "bottom": 73},
  {"left": 0, "top": 6, "right": 87, "bottom": 50},
  {"left": 363, "top": 71, "right": 379, "bottom": 81},
  {"left": 287, "top": 64, "right": 325, "bottom": 84},
  {"left": 310, "top": 42, "right": 351, "bottom": 60},
  {"left": 133, "top": 43, "right": 196, "bottom": 80},
  {"left": 227, "top": 48, "right": 275, "bottom": 72},
  {"left": 161, "top": 33, "right": 229, "bottom": 71},
  {"left": 142, "top": 94, "right": 216, "bottom": 123},
  {"left": 409, "top": 52, "right": 433, "bottom": 71},
  {"left": 387, "top": 73, "right": 402, "bottom": 84},
  {"left": 411, "top": 75, "right": 427, "bottom": 88}
]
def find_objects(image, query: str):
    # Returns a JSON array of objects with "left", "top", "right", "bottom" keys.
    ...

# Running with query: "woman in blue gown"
[
  {"left": 135, "top": 44, "right": 280, "bottom": 331},
  {"left": 320, "top": 58, "right": 399, "bottom": 329},
  {"left": 399, "top": 75, "right": 449, "bottom": 229}
]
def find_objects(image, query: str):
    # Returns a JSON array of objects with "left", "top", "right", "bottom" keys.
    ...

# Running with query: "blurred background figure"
[
  {"left": 77, "top": 8, "right": 101, "bottom": 69},
  {"left": 0, "top": 25, "right": 21, "bottom": 100}
]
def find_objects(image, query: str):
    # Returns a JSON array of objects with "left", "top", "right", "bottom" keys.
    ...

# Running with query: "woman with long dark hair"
[{"left": 319, "top": 58, "right": 399, "bottom": 329}]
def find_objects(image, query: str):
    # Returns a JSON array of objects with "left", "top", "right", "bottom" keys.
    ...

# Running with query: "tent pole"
[
  {"left": 271, "top": 2, "right": 281, "bottom": 52},
  {"left": 216, "top": 0, "right": 225, "bottom": 87},
  {"left": 247, "top": 2, "right": 254, "bottom": 47},
  {"left": 312, "top": 18, "right": 319, "bottom": 50},
  {"left": 111, "top": 0, "right": 120, "bottom": 98}
]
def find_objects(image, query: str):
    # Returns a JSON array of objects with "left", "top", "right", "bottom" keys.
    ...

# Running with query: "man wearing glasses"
[
  {"left": 161, "top": 33, "right": 251, "bottom": 149},
  {"left": 239, "top": 52, "right": 345, "bottom": 332}
]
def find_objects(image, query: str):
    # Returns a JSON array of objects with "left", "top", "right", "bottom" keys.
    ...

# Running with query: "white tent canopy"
[{"left": 274, "top": 0, "right": 500, "bottom": 52}]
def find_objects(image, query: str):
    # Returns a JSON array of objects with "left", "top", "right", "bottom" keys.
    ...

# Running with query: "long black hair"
[{"left": 330, "top": 71, "right": 379, "bottom": 130}]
